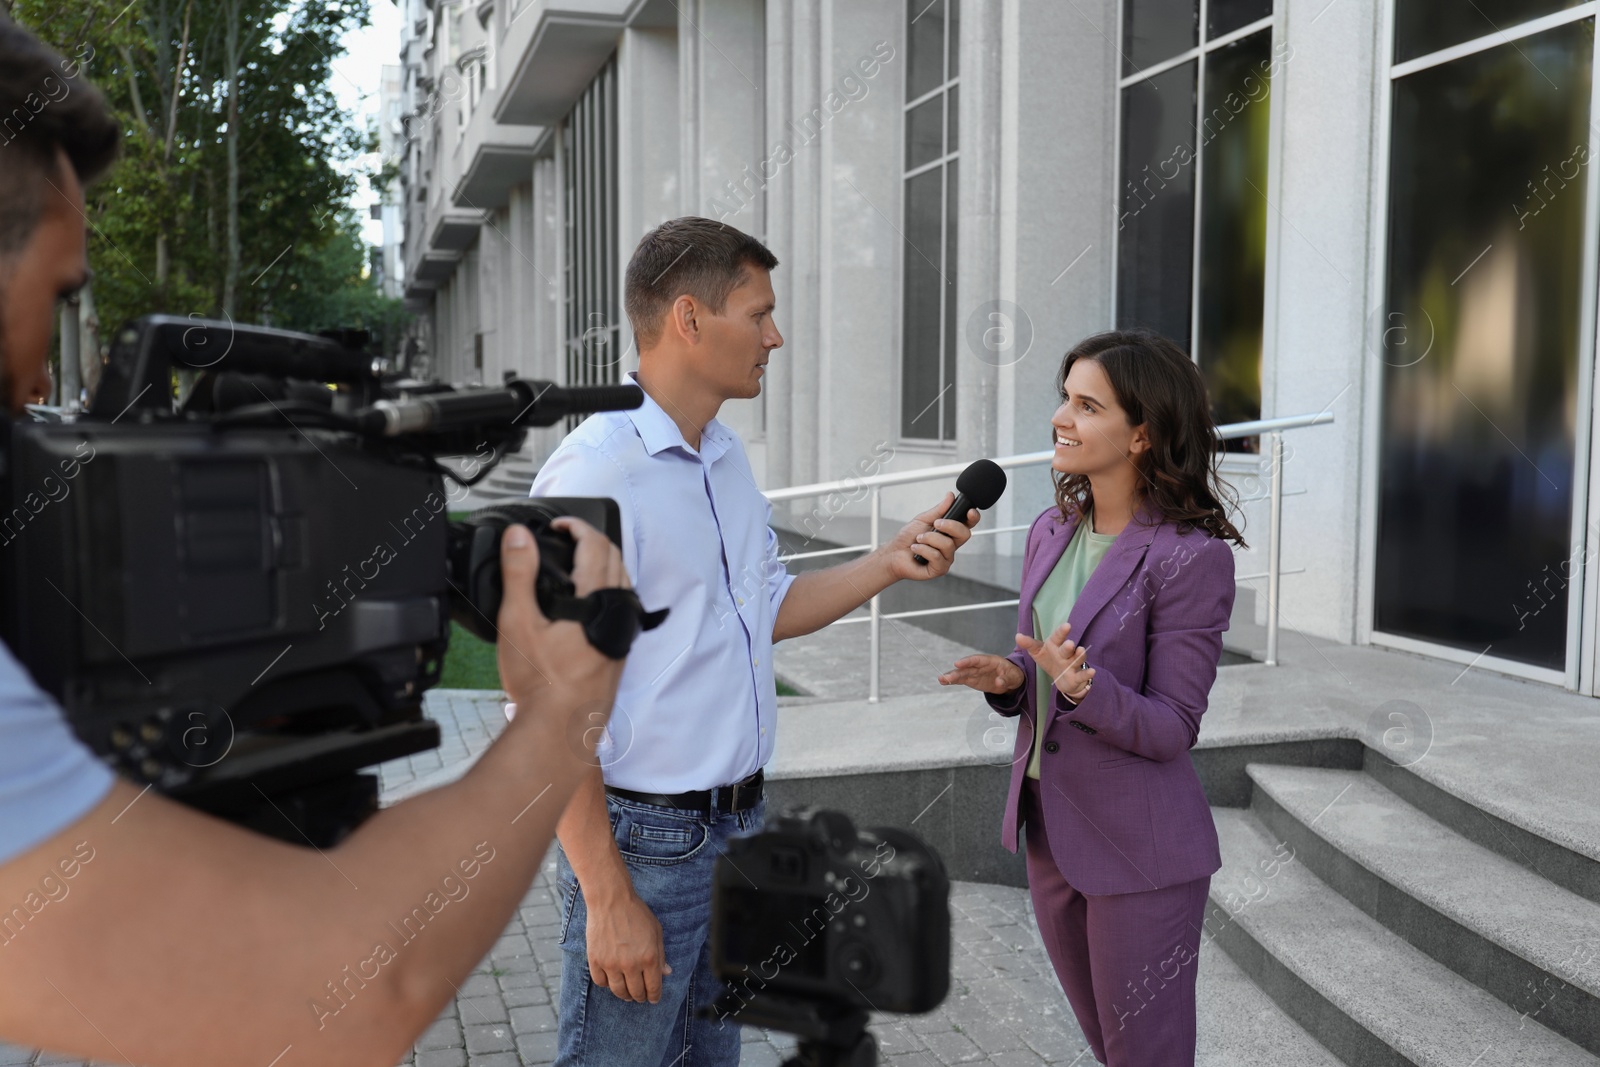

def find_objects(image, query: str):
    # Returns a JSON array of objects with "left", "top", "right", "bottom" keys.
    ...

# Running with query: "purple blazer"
[{"left": 987, "top": 499, "right": 1234, "bottom": 895}]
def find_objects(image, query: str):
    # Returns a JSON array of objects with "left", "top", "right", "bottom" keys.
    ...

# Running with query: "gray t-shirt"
[{"left": 0, "top": 639, "right": 115, "bottom": 865}]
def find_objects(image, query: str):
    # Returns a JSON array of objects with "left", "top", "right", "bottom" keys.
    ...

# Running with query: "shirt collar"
[{"left": 623, "top": 370, "right": 731, "bottom": 463}]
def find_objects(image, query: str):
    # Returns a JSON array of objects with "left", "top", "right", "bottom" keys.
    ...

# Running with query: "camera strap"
[{"left": 543, "top": 588, "right": 669, "bottom": 660}]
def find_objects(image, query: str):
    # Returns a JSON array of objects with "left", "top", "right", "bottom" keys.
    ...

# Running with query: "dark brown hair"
[
  {"left": 1052, "top": 329, "right": 1247, "bottom": 547},
  {"left": 0, "top": 18, "right": 121, "bottom": 257},
  {"left": 624, "top": 216, "right": 779, "bottom": 348}
]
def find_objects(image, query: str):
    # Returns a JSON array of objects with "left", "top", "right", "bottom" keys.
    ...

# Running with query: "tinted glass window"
[
  {"left": 902, "top": 168, "right": 946, "bottom": 436},
  {"left": 908, "top": 0, "right": 947, "bottom": 99},
  {"left": 942, "top": 166, "right": 960, "bottom": 440},
  {"left": 1196, "top": 31, "right": 1271, "bottom": 428},
  {"left": 1395, "top": 0, "right": 1581, "bottom": 64},
  {"left": 947, "top": 0, "right": 961, "bottom": 79},
  {"left": 1116, "top": 61, "right": 1197, "bottom": 351},
  {"left": 1208, "top": 0, "right": 1271, "bottom": 39},
  {"left": 1123, "top": 0, "right": 1197, "bottom": 75},
  {"left": 906, "top": 97, "right": 944, "bottom": 170},
  {"left": 1376, "top": 18, "right": 1591, "bottom": 668}
]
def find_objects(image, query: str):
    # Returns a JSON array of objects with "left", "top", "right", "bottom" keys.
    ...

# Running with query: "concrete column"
[
  {"left": 1269, "top": 0, "right": 1384, "bottom": 642},
  {"left": 781, "top": 0, "right": 822, "bottom": 493},
  {"left": 763, "top": 0, "right": 796, "bottom": 495},
  {"left": 480, "top": 215, "right": 504, "bottom": 385},
  {"left": 437, "top": 275, "right": 453, "bottom": 382},
  {"left": 991, "top": 0, "right": 1119, "bottom": 539},
  {"left": 526, "top": 154, "right": 566, "bottom": 463},
  {"left": 681, "top": 0, "right": 766, "bottom": 229},
  {"left": 815, "top": 0, "right": 904, "bottom": 511},
  {"left": 618, "top": 24, "right": 681, "bottom": 371},
  {"left": 679, "top": 0, "right": 769, "bottom": 450},
  {"left": 675, "top": 0, "right": 768, "bottom": 454},
  {"left": 504, "top": 182, "right": 531, "bottom": 375},
  {"left": 58, "top": 303, "right": 80, "bottom": 410},
  {"left": 955, "top": 0, "right": 1005, "bottom": 475}
]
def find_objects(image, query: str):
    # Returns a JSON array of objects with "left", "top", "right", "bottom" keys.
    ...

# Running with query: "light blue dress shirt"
[
  {"left": 0, "top": 639, "right": 115, "bottom": 866},
  {"left": 528, "top": 370, "right": 796, "bottom": 793}
]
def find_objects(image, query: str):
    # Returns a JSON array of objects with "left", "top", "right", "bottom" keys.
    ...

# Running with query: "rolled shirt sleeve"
[{"left": 760, "top": 498, "right": 796, "bottom": 621}]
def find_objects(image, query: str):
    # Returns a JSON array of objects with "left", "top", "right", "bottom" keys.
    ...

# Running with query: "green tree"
[
  {"left": 7, "top": 0, "right": 405, "bottom": 364},
  {"left": 271, "top": 208, "right": 409, "bottom": 358}
]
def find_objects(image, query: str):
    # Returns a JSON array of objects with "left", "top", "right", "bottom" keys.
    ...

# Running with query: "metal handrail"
[{"left": 764, "top": 410, "right": 1335, "bottom": 702}]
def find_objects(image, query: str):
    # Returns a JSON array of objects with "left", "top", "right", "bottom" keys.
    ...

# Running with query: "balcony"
[
  {"left": 427, "top": 208, "right": 484, "bottom": 254},
  {"left": 412, "top": 249, "right": 458, "bottom": 285},
  {"left": 451, "top": 75, "right": 551, "bottom": 212},
  {"left": 492, "top": 0, "right": 647, "bottom": 125}
]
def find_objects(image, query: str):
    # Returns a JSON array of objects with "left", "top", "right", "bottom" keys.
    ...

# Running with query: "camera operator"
[{"left": 0, "top": 19, "right": 629, "bottom": 1067}]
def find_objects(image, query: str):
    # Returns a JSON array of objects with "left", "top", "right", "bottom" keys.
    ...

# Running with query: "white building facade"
[
  {"left": 377, "top": 62, "right": 406, "bottom": 301},
  {"left": 396, "top": 0, "right": 1600, "bottom": 698}
]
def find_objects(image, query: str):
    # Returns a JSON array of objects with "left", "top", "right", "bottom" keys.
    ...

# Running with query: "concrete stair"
[
  {"left": 1208, "top": 760, "right": 1600, "bottom": 1066},
  {"left": 1197, "top": 937, "right": 1345, "bottom": 1066}
]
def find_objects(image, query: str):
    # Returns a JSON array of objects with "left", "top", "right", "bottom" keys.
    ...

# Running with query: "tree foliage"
[{"left": 7, "top": 0, "right": 408, "bottom": 357}]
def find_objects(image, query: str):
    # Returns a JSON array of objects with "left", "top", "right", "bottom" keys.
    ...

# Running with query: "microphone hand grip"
[{"left": 912, "top": 493, "right": 975, "bottom": 566}]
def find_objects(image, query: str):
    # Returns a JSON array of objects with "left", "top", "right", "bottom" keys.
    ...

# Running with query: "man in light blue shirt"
[{"left": 533, "top": 217, "right": 979, "bottom": 1067}]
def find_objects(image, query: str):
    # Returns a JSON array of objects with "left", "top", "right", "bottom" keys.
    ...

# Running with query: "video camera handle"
[
  {"left": 91, "top": 315, "right": 380, "bottom": 419},
  {"left": 355, "top": 380, "right": 644, "bottom": 435}
]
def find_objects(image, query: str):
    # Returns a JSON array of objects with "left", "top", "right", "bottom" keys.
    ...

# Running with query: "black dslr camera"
[
  {"left": 706, "top": 809, "right": 951, "bottom": 1066},
  {"left": 0, "top": 316, "right": 666, "bottom": 846}
]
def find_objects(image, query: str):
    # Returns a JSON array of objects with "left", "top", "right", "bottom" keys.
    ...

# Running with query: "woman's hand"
[
  {"left": 939, "top": 654, "right": 1026, "bottom": 695},
  {"left": 1017, "top": 622, "right": 1094, "bottom": 702}
]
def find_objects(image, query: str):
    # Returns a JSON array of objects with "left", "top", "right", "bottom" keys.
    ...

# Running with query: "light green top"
[{"left": 1026, "top": 512, "right": 1118, "bottom": 780}]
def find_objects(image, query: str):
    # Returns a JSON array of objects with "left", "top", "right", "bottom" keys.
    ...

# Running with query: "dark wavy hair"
[{"left": 1051, "top": 329, "right": 1246, "bottom": 547}]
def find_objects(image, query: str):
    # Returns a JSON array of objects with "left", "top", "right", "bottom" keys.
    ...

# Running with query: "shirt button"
[
  {"left": 738, "top": 597, "right": 745, "bottom": 606},
  {"left": 753, "top": 658, "right": 759, "bottom": 667},
  {"left": 761, "top": 728, "right": 767, "bottom": 737}
]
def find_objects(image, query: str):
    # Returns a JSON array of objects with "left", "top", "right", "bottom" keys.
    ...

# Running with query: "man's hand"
[
  {"left": 883, "top": 491, "right": 978, "bottom": 581},
  {"left": 586, "top": 891, "right": 673, "bottom": 1003},
  {"left": 938, "top": 654, "right": 1026, "bottom": 695},
  {"left": 494, "top": 518, "right": 628, "bottom": 717}
]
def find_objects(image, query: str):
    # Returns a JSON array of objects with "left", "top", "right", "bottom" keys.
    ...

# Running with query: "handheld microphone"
[{"left": 913, "top": 458, "right": 1007, "bottom": 565}]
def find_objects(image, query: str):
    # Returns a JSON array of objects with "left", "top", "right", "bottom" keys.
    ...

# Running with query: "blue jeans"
[{"left": 552, "top": 792, "right": 766, "bottom": 1067}]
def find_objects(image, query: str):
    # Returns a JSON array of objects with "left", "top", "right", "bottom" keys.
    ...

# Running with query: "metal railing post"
[
  {"left": 1265, "top": 431, "right": 1284, "bottom": 667},
  {"left": 759, "top": 411, "right": 1330, "bottom": 687},
  {"left": 869, "top": 486, "right": 881, "bottom": 703}
]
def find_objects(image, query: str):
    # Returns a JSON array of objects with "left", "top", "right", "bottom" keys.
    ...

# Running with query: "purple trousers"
[{"left": 1022, "top": 777, "right": 1210, "bottom": 1067}]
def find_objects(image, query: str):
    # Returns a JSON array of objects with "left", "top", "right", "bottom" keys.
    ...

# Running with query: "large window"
[
  {"left": 1374, "top": 11, "right": 1593, "bottom": 672},
  {"left": 561, "top": 55, "right": 620, "bottom": 433},
  {"left": 900, "top": 0, "right": 959, "bottom": 443},
  {"left": 1115, "top": 0, "right": 1276, "bottom": 436}
]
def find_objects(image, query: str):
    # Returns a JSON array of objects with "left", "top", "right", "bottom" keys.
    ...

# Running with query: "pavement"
[
  {"left": 0, "top": 610, "right": 1368, "bottom": 1067},
  {"left": 376, "top": 691, "right": 1101, "bottom": 1067},
  {"left": 360, "top": 671, "right": 1343, "bottom": 1067}
]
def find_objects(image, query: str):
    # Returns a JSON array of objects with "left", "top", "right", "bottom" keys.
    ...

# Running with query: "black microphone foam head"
[{"left": 956, "top": 459, "right": 1007, "bottom": 510}]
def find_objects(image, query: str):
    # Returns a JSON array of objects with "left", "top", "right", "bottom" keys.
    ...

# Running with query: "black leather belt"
[{"left": 604, "top": 768, "right": 764, "bottom": 816}]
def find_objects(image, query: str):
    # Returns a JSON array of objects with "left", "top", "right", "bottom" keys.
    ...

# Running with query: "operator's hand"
[
  {"left": 939, "top": 653, "right": 1026, "bottom": 695},
  {"left": 495, "top": 517, "right": 629, "bottom": 715},
  {"left": 884, "top": 491, "right": 978, "bottom": 581},
  {"left": 587, "top": 890, "right": 672, "bottom": 1003}
]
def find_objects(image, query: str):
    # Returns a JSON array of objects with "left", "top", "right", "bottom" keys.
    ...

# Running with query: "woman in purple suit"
[{"left": 939, "top": 330, "right": 1245, "bottom": 1066}]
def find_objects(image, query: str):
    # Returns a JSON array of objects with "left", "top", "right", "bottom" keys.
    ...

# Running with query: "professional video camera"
[
  {"left": 705, "top": 809, "right": 951, "bottom": 1066},
  {"left": 0, "top": 315, "right": 667, "bottom": 847}
]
